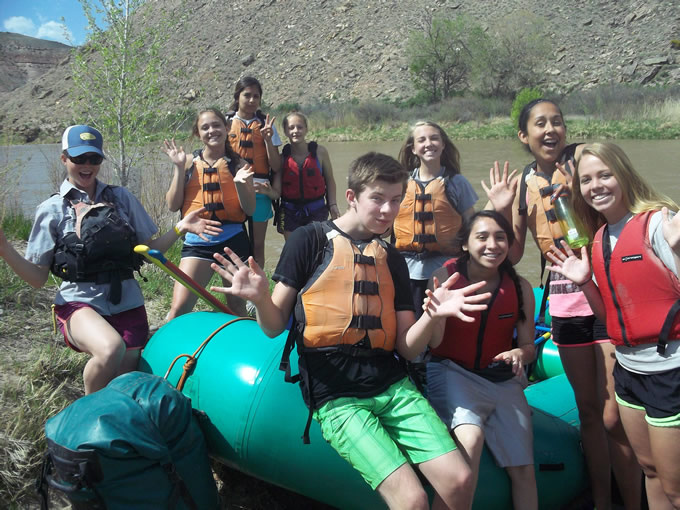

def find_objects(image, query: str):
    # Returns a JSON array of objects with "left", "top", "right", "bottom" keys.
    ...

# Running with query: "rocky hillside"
[
  {"left": 0, "top": 32, "right": 71, "bottom": 95},
  {"left": 1, "top": 0, "right": 678, "bottom": 143}
]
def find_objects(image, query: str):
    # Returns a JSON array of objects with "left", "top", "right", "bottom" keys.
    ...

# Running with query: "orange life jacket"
[
  {"left": 181, "top": 153, "right": 246, "bottom": 223},
  {"left": 227, "top": 114, "right": 270, "bottom": 179},
  {"left": 522, "top": 167, "right": 570, "bottom": 258},
  {"left": 297, "top": 228, "right": 397, "bottom": 351},
  {"left": 519, "top": 143, "right": 580, "bottom": 259},
  {"left": 393, "top": 175, "right": 462, "bottom": 255}
]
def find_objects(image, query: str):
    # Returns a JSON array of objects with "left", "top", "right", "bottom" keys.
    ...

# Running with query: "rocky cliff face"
[
  {"left": 0, "top": 32, "right": 71, "bottom": 94},
  {"left": 1, "top": 0, "right": 678, "bottom": 143}
]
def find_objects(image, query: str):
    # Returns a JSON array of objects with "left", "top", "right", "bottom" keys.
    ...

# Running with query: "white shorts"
[{"left": 426, "top": 359, "right": 534, "bottom": 467}]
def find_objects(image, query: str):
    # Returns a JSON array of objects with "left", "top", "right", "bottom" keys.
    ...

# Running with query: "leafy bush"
[
  {"left": 471, "top": 11, "right": 552, "bottom": 98},
  {"left": 406, "top": 14, "right": 484, "bottom": 102},
  {"left": 511, "top": 88, "right": 544, "bottom": 128}
]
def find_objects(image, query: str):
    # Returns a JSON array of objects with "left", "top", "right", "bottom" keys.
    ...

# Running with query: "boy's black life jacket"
[{"left": 50, "top": 186, "right": 143, "bottom": 304}]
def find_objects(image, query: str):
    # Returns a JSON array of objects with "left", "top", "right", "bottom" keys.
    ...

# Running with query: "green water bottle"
[{"left": 551, "top": 191, "right": 590, "bottom": 249}]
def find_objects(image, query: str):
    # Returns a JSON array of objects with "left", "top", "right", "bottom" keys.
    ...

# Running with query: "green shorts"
[{"left": 313, "top": 377, "right": 456, "bottom": 490}]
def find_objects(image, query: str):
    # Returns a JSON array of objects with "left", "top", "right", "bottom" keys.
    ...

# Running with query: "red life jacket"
[
  {"left": 591, "top": 211, "right": 680, "bottom": 352},
  {"left": 281, "top": 142, "right": 326, "bottom": 204},
  {"left": 429, "top": 258, "right": 519, "bottom": 370}
]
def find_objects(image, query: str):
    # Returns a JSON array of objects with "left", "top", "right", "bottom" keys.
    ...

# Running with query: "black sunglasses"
[{"left": 68, "top": 153, "right": 104, "bottom": 165}]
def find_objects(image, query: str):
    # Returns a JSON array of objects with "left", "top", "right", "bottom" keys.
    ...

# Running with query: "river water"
[{"left": 3, "top": 139, "right": 679, "bottom": 286}]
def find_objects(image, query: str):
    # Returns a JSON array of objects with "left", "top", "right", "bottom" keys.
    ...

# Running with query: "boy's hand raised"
[{"left": 211, "top": 248, "right": 269, "bottom": 302}]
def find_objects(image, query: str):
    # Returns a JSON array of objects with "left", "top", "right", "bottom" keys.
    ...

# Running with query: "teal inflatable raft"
[{"left": 139, "top": 312, "right": 586, "bottom": 510}]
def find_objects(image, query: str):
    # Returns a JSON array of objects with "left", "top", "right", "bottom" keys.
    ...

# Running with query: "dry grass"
[{"left": 0, "top": 342, "right": 85, "bottom": 507}]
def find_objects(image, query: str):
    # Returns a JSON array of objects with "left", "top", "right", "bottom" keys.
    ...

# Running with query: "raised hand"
[
  {"left": 545, "top": 240, "right": 592, "bottom": 285},
  {"left": 210, "top": 248, "right": 269, "bottom": 302},
  {"left": 423, "top": 273, "right": 491, "bottom": 322},
  {"left": 162, "top": 138, "right": 187, "bottom": 168},
  {"left": 234, "top": 164, "right": 254, "bottom": 186},
  {"left": 261, "top": 114, "right": 276, "bottom": 143},
  {"left": 481, "top": 160, "right": 518, "bottom": 211},
  {"left": 555, "top": 158, "right": 575, "bottom": 188},
  {"left": 178, "top": 207, "right": 223, "bottom": 241},
  {"left": 661, "top": 207, "right": 680, "bottom": 253}
]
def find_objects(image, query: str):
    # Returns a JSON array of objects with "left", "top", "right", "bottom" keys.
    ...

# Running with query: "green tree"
[
  {"left": 471, "top": 11, "right": 552, "bottom": 98},
  {"left": 406, "top": 15, "right": 485, "bottom": 102},
  {"left": 69, "top": 0, "right": 183, "bottom": 189},
  {"left": 511, "top": 87, "right": 545, "bottom": 128}
]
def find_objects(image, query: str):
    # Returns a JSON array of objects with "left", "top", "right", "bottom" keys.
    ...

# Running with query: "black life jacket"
[{"left": 50, "top": 187, "right": 143, "bottom": 304}]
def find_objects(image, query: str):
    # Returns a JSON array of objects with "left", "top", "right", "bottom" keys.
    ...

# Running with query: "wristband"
[
  {"left": 577, "top": 278, "right": 592, "bottom": 287},
  {"left": 174, "top": 225, "right": 182, "bottom": 237}
]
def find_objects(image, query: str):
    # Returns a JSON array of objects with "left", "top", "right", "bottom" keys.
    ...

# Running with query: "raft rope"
[{"left": 164, "top": 316, "right": 256, "bottom": 391}]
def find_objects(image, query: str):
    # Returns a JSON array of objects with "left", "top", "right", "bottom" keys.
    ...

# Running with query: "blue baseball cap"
[{"left": 61, "top": 125, "right": 104, "bottom": 157}]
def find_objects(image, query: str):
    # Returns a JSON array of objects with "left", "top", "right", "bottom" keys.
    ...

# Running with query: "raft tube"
[{"left": 139, "top": 312, "right": 587, "bottom": 510}]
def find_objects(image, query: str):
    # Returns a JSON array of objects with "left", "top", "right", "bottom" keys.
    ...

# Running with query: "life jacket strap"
[
  {"left": 413, "top": 233, "right": 437, "bottom": 244},
  {"left": 349, "top": 315, "right": 382, "bottom": 330},
  {"left": 204, "top": 202, "right": 225, "bottom": 212},
  {"left": 203, "top": 182, "right": 220, "bottom": 192},
  {"left": 354, "top": 254, "right": 375, "bottom": 266},
  {"left": 414, "top": 211, "right": 434, "bottom": 221},
  {"left": 545, "top": 209, "right": 558, "bottom": 222},
  {"left": 354, "top": 281, "right": 379, "bottom": 295},
  {"left": 658, "top": 299, "right": 680, "bottom": 354}
]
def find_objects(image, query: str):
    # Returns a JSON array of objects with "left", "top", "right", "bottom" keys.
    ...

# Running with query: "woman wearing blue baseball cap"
[{"left": 0, "top": 125, "right": 221, "bottom": 394}]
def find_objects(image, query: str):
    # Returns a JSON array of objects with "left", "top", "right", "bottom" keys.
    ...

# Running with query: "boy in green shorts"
[{"left": 211, "top": 152, "right": 490, "bottom": 509}]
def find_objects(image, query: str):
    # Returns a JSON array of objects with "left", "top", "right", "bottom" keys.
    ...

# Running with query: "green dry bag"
[{"left": 37, "top": 371, "right": 219, "bottom": 510}]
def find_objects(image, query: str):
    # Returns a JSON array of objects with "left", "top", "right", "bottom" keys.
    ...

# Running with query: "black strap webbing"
[
  {"left": 349, "top": 315, "right": 382, "bottom": 330},
  {"left": 354, "top": 254, "right": 375, "bottom": 266},
  {"left": 658, "top": 299, "right": 680, "bottom": 354},
  {"left": 354, "top": 281, "right": 379, "bottom": 295}
]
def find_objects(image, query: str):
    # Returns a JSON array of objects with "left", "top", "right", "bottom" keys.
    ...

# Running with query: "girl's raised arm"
[
  {"left": 163, "top": 139, "right": 190, "bottom": 211},
  {"left": 0, "top": 228, "right": 50, "bottom": 288}
]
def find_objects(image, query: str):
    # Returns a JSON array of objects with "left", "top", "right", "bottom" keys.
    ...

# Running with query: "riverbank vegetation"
[
  {"left": 279, "top": 84, "right": 680, "bottom": 142},
  {"left": 156, "top": 83, "right": 680, "bottom": 144}
]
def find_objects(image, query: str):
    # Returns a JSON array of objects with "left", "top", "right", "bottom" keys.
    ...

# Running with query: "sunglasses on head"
[{"left": 68, "top": 153, "right": 104, "bottom": 165}]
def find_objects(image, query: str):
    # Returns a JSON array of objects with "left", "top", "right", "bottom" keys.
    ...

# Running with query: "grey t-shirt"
[
  {"left": 403, "top": 169, "right": 478, "bottom": 280},
  {"left": 25, "top": 179, "right": 158, "bottom": 315},
  {"left": 610, "top": 211, "right": 680, "bottom": 374}
]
